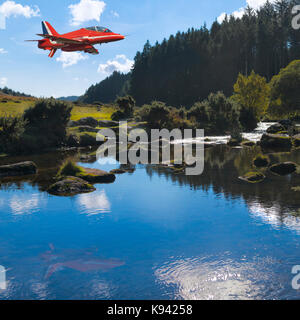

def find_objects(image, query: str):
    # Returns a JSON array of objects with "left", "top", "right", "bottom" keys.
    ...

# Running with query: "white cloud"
[
  {"left": 69, "top": 0, "right": 106, "bottom": 26},
  {"left": 111, "top": 10, "right": 119, "bottom": 18},
  {"left": 217, "top": 0, "right": 276, "bottom": 23},
  {"left": 0, "top": 48, "right": 7, "bottom": 54},
  {"left": 56, "top": 52, "right": 88, "bottom": 68},
  {"left": 98, "top": 54, "right": 134, "bottom": 74},
  {"left": 0, "top": 77, "right": 8, "bottom": 86},
  {"left": 0, "top": 1, "right": 40, "bottom": 30}
]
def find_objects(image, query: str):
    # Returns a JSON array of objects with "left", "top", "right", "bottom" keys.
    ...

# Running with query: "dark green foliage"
[
  {"left": 130, "top": 0, "right": 299, "bottom": 107},
  {"left": 135, "top": 101, "right": 171, "bottom": 129},
  {"left": 111, "top": 95, "right": 135, "bottom": 120},
  {"left": 187, "top": 92, "right": 240, "bottom": 134},
  {"left": 79, "top": 71, "right": 130, "bottom": 104},
  {"left": 0, "top": 86, "right": 31, "bottom": 97},
  {"left": 239, "top": 107, "right": 258, "bottom": 131},
  {"left": 0, "top": 116, "right": 27, "bottom": 153},
  {"left": 23, "top": 98, "right": 72, "bottom": 150}
]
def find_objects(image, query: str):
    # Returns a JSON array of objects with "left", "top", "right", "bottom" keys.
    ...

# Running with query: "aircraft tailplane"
[{"left": 42, "top": 21, "right": 59, "bottom": 37}]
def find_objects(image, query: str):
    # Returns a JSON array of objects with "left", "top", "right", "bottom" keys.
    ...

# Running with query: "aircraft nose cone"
[{"left": 120, "top": 35, "right": 125, "bottom": 40}]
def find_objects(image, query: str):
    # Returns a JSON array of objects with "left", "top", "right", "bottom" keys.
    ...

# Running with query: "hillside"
[{"left": 79, "top": 71, "right": 130, "bottom": 104}]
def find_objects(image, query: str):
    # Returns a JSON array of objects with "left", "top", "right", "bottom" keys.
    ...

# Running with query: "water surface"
[{"left": 0, "top": 143, "right": 300, "bottom": 300}]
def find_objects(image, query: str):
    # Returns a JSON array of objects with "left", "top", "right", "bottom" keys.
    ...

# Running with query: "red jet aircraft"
[{"left": 28, "top": 21, "right": 125, "bottom": 58}]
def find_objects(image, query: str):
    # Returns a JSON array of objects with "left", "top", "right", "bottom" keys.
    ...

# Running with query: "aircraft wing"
[
  {"left": 36, "top": 34, "right": 86, "bottom": 44},
  {"left": 85, "top": 45, "right": 99, "bottom": 55}
]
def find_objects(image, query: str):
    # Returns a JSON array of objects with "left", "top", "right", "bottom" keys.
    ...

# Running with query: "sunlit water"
[{"left": 0, "top": 123, "right": 300, "bottom": 300}]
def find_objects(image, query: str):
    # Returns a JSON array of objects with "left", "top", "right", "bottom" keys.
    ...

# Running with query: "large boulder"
[
  {"left": 239, "top": 172, "right": 265, "bottom": 183},
  {"left": 266, "top": 123, "right": 285, "bottom": 134},
  {"left": 260, "top": 133, "right": 292, "bottom": 150},
  {"left": 269, "top": 162, "right": 297, "bottom": 176},
  {"left": 0, "top": 161, "right": 37, "bottom": 178},
  {"left": 47, "top": 176, "right": 96, "bottom": 196}
]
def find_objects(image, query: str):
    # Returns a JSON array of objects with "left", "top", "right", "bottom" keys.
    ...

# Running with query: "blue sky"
[{"left": 0, "top": 0, "right": 272, "bottom": 97}]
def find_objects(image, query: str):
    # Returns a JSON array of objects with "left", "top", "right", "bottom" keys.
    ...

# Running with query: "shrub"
[{"left": 23, "top": 98, "right": 72, "bottom": 150}]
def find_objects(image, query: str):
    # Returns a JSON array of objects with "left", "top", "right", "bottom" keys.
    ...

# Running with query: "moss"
[{"left": 253, "top": 154, "right": 270, "bottom": 168}]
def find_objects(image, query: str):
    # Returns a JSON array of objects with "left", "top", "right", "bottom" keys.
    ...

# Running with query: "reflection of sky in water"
[
  {"left": 155, "top": 255, "right": 293, "bottom": 300},
  {"left": 0, "top": 188, "right": 47, "bottom": 216},
  {"left": 248, "top": 201, "right": 300, "bottom": 235},
  {"left": 77, "top": 189, "right": 111, "bottom": 216}
]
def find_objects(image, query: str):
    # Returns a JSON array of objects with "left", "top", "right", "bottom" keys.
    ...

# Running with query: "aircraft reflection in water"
[{"left": 40, "top": 244, "right": 125, "bottom": 279}]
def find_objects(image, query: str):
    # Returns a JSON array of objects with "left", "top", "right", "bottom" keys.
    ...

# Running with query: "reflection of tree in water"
[
  {"left": 0, "top": 149, "right": 80, "bottom": 192},
  {"left": 146, "top": 145, "right": 300, "bottom": 222}
]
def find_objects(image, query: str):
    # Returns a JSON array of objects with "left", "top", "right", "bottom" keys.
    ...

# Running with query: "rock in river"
[
  {"left": 77, "top": 167, "right": 116, "bottom": 184},
  {"left": 48, "top": 176, "right": 96, "bottom": 196},
  {"left": 260, "top": 133, "right": 292, "bottom": 150},
  {"left": 269, "top": 162, "right": 297, "bottom": 176},
  {"left": 0, "top": 161, "right": 37, "bottom": 178}
]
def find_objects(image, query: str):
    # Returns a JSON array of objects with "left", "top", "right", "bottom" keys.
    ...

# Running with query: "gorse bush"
[{"left": 111, "top": 95, "right": 135, "bottom": 121}]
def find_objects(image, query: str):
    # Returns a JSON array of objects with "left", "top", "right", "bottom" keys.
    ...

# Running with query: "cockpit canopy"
[{"left": 85, "top": 26, "right": 112, "bottom": 32}]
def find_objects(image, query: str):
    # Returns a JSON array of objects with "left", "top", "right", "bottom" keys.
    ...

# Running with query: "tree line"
[{"left": 80, "top": 0, "right": 300, "bottom": 108}]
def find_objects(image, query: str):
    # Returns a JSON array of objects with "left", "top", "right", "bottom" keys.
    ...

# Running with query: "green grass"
[
  {"left": 58, "top": 160, "right": 84, "bottom": 177},
  {"left": 0, "top": 97, "right": 35, "bottom": 117},
  {"left": 71, "top": 105, "right": 116, "bottom": 121}
]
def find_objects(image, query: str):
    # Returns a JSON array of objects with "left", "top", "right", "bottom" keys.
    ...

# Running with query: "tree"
[
  {"left": 269, "top": 60, "right": 300, "bottom": 118},
  {"left": 232, "top": 71, "right": 270, "bottom": 120}
]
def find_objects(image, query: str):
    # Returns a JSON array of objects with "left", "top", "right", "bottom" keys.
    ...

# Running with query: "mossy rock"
[
  {"left": 269, "top": 162, "right": 297, "bottom": 176},
  {"left": 260, "top": 133, "right": 292, "bottom": 151},
  {"left": 77, "top": 167, "right": 116, "bottom": 184},
  {"left": 292, "top": 186, "right": 300, "bottom": 192},
  {"left": 239, "top": 172, "right": 265, "bottom": 183},
  {"left": 79, "top": 132, "right": 99, "bottom": 147},
  {"left": 0, "top": 161, "right": 37, "bottom": 178},
  {"left": 253, "top": 154, "right": 270, "bottom": 168},
  {"left": 78, "top": 126, "right": 99, "bottom": 133},
  {"left": 48, "top": 176, "right": 96, "bottom": 196},
  {"left": 266, "top": 123, "right": 285, "bottom": 134}
]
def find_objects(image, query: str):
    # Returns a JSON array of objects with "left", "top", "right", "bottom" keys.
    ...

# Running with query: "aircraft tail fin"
[{"left": 42, "top": 21, "right": 59, "bottom": 37}]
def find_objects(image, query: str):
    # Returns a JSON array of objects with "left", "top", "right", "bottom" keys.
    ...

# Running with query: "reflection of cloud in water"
[
  {"left": 248, "top": 201, "right": 300, "bottom": 235},
  {"left": 9, "top": 193, "right": 47, "bottom": 215},
  {"left": 155, "top": 255, "right": 283, "bottom": 300},
  {"left": 77, "top": 189, "right": 111, "bottom": 216}
]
